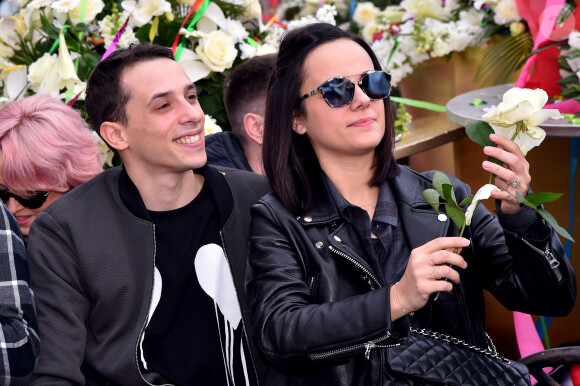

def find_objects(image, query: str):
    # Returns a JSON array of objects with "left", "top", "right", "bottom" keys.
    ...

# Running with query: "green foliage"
[
  {"left": 445, "top": 204, "right": 465, "bottom": 230},
  {"left": 465, "top": 120, "right": 502, "bottom": 168},
  {"left": 422, "top": 189, "right": 441, "bottom": 213},
  {"left": 475, "top": 32, "right": 533, "bottom": 86},
  {"left": 515, "top": 192, "right": 574, "bottom": 241}
]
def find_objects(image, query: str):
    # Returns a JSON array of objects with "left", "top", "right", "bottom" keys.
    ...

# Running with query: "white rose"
[
  {"left": 482, "top": 88, "right": 562, "bottom": 155},
  {"left": 492, "top": 0, "right": 520, "bottom": 25},
  {"left": 68, "top": 0, "right": 105, "bottom": 24},
  {"left": 361, "top": 21, "right": 380, "bottom": 43},
  {"left": 28, "top": 52, "right": 58, "bottom": 92},
  {"left": 352, "top": 2, "right": 379, "bottom": 28},
  {"left": 204, "top": 115, "right": 222, "bottom": 136},
  {"left": 195, "top": 30, "right": 237, "bottom": 72},
  {"left": 568, "top": 30, "right": 580, "bottom": 49}
]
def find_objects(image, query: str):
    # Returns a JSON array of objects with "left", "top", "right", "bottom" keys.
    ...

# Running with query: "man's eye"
[
  {"left": 187, "top": 94, "right": 198, "bottom": 101},
  {"left": 158, "top": 103, "right": 170, "bottom": 110}
]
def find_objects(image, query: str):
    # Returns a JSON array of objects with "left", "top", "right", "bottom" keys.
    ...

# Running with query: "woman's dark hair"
[{"left": 263, "top": 23, "right": 399, "bottom": 214}]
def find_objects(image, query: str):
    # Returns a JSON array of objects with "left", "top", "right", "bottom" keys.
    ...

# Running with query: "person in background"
[
  {"left": 245, "top": 23, "right": 576, "bottom": 384},
  {"left": 27, "top": 44, "right": 269, "bottom": 385},
  {"left": 0, "top": 200, "right": 40, "bottom": 384},
  {"left": 0, "top": 94, "right": 102, "bottom": 240},
  {"left": 205, "top": 53, "right": 276, "bottom": 174}
]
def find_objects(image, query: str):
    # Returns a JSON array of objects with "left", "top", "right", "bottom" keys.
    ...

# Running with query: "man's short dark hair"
[
  {"left": 223, "top": 53, "right": 276, "bottom": 143},
  {"left": 85, "top": 44, "right": 174, "bottom": 136}
]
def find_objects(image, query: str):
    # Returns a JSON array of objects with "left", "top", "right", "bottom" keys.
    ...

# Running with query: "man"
[
  {"left": 0, "top": 201, "right": 39, "bottom": 384},
  {"left": 205, "top": 53, "right": 276, "bottom": 174},
  {"left": 27, "top": 44, "right": 269, "bottom": 384}
]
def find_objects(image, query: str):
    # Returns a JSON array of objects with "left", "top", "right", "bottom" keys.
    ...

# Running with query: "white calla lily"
[
  {"left": 177, "top": 47, "right": 211, "bottom": 82},
  {"left": 465, "top": 184, "right": 497, "bottom": 226},
  {"left": 481, "top": 88, "right": 562, "bottom": 155},
  {"left": 57, "top": 31, "right": 80, "bottom": 83},
  {"left": 4, "top": 66, "right": 28, "bottom": 99}
]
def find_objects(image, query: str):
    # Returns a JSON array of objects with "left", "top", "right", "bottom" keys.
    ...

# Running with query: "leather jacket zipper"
[
  {"left": 309, "top": 332, "right": 395, "bottom": 361},
  {"left": 328, "top": 245, "right": 381, "bottom": 289},
  {"left": 319, "top": 245, "right": 394, "bottom": 361},
  {"left": 520, "top": 238, "right": 563, "bottom": 282}
]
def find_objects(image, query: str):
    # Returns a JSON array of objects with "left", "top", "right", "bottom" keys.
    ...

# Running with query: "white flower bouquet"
[
  {"left": 350, "top": 0, "right": 527, "bottom": 85},
  {"left": 0, "top": 0, "right": 279, "bottom": 130}
]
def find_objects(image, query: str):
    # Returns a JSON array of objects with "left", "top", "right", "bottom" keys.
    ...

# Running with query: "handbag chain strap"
[{"left": 410, "top": 328, "right": 512, "bottom": 364}]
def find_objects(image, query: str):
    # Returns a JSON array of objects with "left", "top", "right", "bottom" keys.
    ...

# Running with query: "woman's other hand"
[
  {"left": 482, "top": 133, "right": 531, "bottom": 214},
  {"left": 390, "top": 237, "right": 469, "bottom": 320}
]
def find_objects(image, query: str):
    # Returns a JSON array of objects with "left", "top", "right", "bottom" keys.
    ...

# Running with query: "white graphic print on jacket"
[
  {"left": 139, "top": 243, "right": 251, "bottom": 385},
  {"left": 195, "top": 243, "right": 250, "bottom": 385}
]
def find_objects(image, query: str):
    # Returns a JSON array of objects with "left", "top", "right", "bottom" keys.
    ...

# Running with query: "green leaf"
[
  {"left": 442, "top": 184, "right": 457, "bottom": 206},
  {"left": 459, "top": 196, "right": 473, "bottom": 206},
  {"left": 466, "top": 121, "right": 496, "bottom": 148},
  {"left": 445, "top": 204, "right": 465, "bottom": 230},
  {"left": 536, "top": 209, "right": 574, "bottom": 242},
  {"left": 40, "top": 13, "right": 60, "bottom": 41},
  {"left": 475, "top": 33, "right": 533, "bottom": 86},
  {"left": 487, "top": 155, "right": 503, "bottom": 167},
  {"left": 432, "top": 171, "right": 452, "bottom": 197},
  {"left": 423, "top": 189, "right": 441, "bottom": 213},
  {"left": 516, "top": 191, "right": 538, "bottom": 210},
  {"left": 524, "top": 192, "right": 564, "bottom": 207}
]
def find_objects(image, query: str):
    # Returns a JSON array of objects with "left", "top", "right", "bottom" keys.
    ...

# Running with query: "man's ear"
[
  {"left": 292, "top": 115, "right": 307, "bottom": 135},
  {"left": 243, "top": 113, "right": 264, "bottom": 145},
  {"left": 100, "top": 122, "right": 129, "bottom": 152}
]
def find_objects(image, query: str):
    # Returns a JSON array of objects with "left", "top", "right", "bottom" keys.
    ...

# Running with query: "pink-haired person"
[{"left": 0, "top": 94, "right": 102, "bottom": 240}]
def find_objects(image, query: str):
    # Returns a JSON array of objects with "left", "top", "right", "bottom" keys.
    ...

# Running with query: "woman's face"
[
  {"left": 294, "top": 38, "right": 386, "bottom": 166},
  {"left": 0, "top": 156, "right": 64, "bottom": 238}
]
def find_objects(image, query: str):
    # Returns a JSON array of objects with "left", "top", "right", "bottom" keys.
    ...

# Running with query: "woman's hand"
[
  {"left": 482, "top": 133, "right": 531, "bottom": 214},
  {"left": 390, "top": 237, "right": 469, "bottom": 319}
]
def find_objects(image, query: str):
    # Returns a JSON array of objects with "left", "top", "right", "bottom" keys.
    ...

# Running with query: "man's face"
[{"left": 117, "top": 58, "right": 207, "bottom": 175}]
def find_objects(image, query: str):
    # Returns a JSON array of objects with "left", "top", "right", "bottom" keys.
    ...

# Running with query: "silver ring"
[
  {"left": 508, "top": 175, "right": 519, "bottom": 188},
  {"left": 430, "top": 266, "right": 436, "bottom": 278},
  {"left": 438, "top": 266, "right": 443, "bottom": 280}
]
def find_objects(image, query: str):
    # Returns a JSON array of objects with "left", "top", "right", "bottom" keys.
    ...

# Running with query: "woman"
[
  {"left": 0, "top": 94, "right": 102, "bottom": 240},
  {"left": 246, "top": 23, "right": 576, "bottom": 384}
]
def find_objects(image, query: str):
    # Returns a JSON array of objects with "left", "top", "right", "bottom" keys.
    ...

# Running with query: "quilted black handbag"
[{"left": 382, "top": 328, "right": 531, "bottom": 385}]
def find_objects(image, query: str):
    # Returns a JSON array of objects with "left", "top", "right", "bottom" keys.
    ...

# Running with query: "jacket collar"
[
  {"left": 118, "top": 165, "right": 233, "bottom": 228},
  {"left": 302, "top": 165, "right": 450, "bottom": 248}
]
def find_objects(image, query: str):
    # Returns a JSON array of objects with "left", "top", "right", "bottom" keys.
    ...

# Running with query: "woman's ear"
[
  {"left": 292, "top": 115, "right": 307, "bottom": 135},
  {"left": 100, "top": 122, "right": 129, "bottom": 152}
]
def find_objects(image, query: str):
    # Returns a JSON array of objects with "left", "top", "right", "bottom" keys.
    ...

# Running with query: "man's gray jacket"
[{"left": 27, "top": 166, "right": 270, "bottom": 385}]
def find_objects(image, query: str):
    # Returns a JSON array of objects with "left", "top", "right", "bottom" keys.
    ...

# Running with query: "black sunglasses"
[
  {"left": 298, "top": 71, "right": 391, "bottom": 108},
  {"left": 0, "top": 189, "right": 49, "bottom": 209}
]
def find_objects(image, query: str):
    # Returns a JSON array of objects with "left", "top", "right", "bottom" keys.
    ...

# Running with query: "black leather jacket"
[{"left": 246, "top": 166, "right": 576, "bottom": 385}]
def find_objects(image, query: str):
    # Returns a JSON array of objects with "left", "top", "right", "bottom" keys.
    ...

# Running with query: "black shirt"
[{"left": 142, "top": 182, "right": 228, "bottom": 385}]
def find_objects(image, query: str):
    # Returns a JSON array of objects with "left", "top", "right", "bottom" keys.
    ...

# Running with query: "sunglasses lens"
[
  {"left": 0, "top": 190, "right": 48, "bottom": 209},
  {"left": 321, "top": 77, "right": 355, "bottom": 107},
  {"left": 362, "top": 72, "right": 391, "bottom": 100},
  {"left": 0, "top": 190, "right": 9, "bottom": 204}
]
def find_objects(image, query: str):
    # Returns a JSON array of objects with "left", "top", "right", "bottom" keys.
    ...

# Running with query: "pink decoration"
[{"left": 514, "top": 311, "right": 553, "bottom": 384}]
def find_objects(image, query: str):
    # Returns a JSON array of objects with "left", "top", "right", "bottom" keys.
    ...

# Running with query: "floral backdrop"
[{"left": 0, "top": 0, "right": 577, "bottom": 161}]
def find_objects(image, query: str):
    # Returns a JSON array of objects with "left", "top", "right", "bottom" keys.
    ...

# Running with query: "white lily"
[
  {"left": 121, "top": 0, "right": 171, "bottom": 27},
  {"left": 465, "top": 184, "right": 497, "bottom": 226},
  {"left": 401, "top": 0, "right": 452, "bottom": 21},
  {"left": 481, "top": 88, "right": 562, "bottom": 155},
  {"left": 177, "top": 47, "right": 211, "bottom": 82}
]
